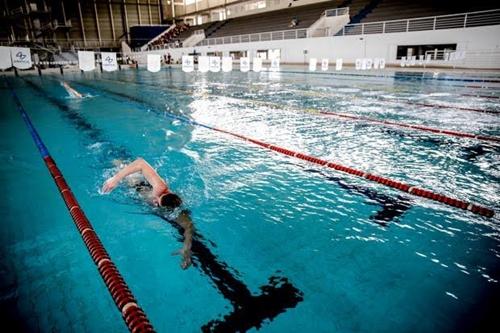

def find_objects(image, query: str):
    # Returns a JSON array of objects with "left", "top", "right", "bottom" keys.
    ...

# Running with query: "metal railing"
[
  {"left": 336, "top": 8, "right": 500, "bottom": 36},
  {"left": 199, "top": 28, "right": 308, "bottom": 46},
  {"left": 324, "top": 7, "right": 349, "bottom": 17}
]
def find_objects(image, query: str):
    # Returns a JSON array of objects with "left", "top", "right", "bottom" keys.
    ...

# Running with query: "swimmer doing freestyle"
[
  {"left": 102, "top": 158, "right": 193, "bottom": 269},
  {"left": 61, "top": 81, "right": 83, "bottom": 98}
]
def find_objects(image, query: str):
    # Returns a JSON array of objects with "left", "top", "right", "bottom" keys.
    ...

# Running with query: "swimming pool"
[{"left": 1, "top": 67, "right": 499, "bottom": 332}]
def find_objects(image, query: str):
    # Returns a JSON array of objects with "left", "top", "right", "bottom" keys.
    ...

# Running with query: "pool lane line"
[
  {"left": 67, "top": 78, "right": 496, "bottom": 218},
  {"left": 317, "top": 111, "right": 500, "bottom": 143},
  {"left": 164, "top": 112, "right": 495, "bottom": 218},
  {"left": 91, "top": 76, "right": 500, "bottom": 144},
  {"left": 22, "top": 77, "right": 304, "bottom": 332},
  {"left": 6, "top": 80, "right": 155, "bottom": 333}
]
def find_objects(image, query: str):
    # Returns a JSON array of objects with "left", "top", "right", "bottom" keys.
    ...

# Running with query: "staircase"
[
  {"left": 349, "top": 0, "right": 383, "bottom": 24},
  {"left": 205, "top": 20, "right": 230, "bottom": 38}
]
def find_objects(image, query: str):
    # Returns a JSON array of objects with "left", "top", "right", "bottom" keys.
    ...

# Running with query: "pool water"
[{"left": 1, "top": 67, "right": 499, "bottom": 332}]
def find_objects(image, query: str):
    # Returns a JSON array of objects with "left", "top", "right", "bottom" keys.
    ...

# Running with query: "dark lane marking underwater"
[
  {"left": 22, "top": 77, "right": 304, "bottom": 332},
  {"left": 69, "top": 77, "right": 414, "bottom": 224}
]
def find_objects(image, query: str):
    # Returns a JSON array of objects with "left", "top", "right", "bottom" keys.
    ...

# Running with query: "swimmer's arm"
[
  {"left": 173, "top": 211, "right": 194, "bottom": 269},
  {"left": 102, "top": 158, "right": 166, "bottom": 193}
]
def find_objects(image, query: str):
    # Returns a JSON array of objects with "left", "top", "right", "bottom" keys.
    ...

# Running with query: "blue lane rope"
[{"left": 7, "top": 80, "right": 50, "bottom": 158}]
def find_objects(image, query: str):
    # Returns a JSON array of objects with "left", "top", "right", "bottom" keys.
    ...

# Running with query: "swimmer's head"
[{"left": 158, "top": 192, "right": 182, "bottom": 210}]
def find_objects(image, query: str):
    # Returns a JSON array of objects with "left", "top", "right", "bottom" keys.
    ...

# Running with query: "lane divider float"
[
  {"left": 7, "top": 81, "right": 155, "bottom": 333},
  {"left": 93, "top": 77, "right": 498, "bottom": 144},
  {"left": 166, "top": 113, "right": 495, "bottom": 218},
  {"left": 317, "top": 111, "right": 500, "bottom": 143}
]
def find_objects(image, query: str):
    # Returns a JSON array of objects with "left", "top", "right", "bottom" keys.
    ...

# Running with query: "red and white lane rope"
[
  {"left": 317, "top": 111, "right": 500, "bottom": 143},
  {"left": 8, "top": 82, "right": 155, "bottom": 333},
  {"left": 170, "top": 114, "right": 495, "bottom": 218}
]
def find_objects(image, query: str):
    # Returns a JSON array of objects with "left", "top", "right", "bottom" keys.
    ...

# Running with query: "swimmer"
[
  {"left": 102, "top": 158, "right": 193, "bottom": 269},
  {"left": 61, "top": 81, "right": 83, "bottom": 98}
]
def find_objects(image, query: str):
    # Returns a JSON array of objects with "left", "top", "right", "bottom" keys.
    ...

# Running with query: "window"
[
  {"left": 185, "top": 0, "right": 196, "bottom": 5},
  {"left": 396, "top": 44, "right": 456, "bottom": 60},
  {"left": 256, "top": 50, "right": 268, "bottom": 59}
]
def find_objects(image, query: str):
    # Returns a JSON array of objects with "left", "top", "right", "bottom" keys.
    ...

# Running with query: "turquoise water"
[{"left": 1, "top": 68, "right": 499, "bottom": 332}]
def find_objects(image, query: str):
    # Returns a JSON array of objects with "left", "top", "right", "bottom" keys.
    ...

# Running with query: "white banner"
[
  {"left": 373, "top": 58, "right": 380, "bottom": 69},
  {"left": 252, "top": 57, "right": 262, "bottom": 72},
  {"left": 11, "top": 47, "right": 32, "bottom": 69},
  {"left": 309, "top": 58, "right": 317, "bottom": 71},
  {"left": 425, "top": 54, "right": 432, "bottom": 63},
  {"left": 365, "top": 58, "right": 373, "bottom": 70},
  {"left": 209, "top": 56, "right": 221, "bottom": 72},
  {"left": 379, "top": 58, "right": 386, "bottom": 69},
  {"left": 78, "top": 51, "right": 95, "bottom": 71},
  {"left": 147, "top": 54, "right": 161, "bottom": 72},
  {"left": 410, "top": 55, "right": 416, "bottom": 66},
  {"left": 321, "top": 58, "right": 329, "bottom": 71},
  {"left": 101, "top": 52, "right": 118, "bottom": 72},
  {"left": 182, "top": 55, "right": 194, "bottom": 72},
  {"left": 0, "top": 46, "right": 12, "bottom": 70},
  {"left": 418, "top": 55, "right": 424, "bottom": 65},
  {"left": 336, "top": 58, "right": 343, "bottom": 71},
  {"left": 270, "top": 58, "right": 280, "bottom": 72},
  {"left": 400, "top": 56, "right": 406, "bottom": 67},
  {"left": 222, "top": 56, "right": 232, "bottom": 72},
  {"left": 198, "top": 56, "right": 209, "bottom": 72},
  {"left": 240, "top": 57, "right": 250, "bottom": 72},
  {"left": 355, "top": 59, "right": 362, "bottom": 70}
]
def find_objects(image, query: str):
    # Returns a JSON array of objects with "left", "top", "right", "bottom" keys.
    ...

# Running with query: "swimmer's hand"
[
  {"left": 102, "top": 177, "right": 119, "bottom": 194},
  {"left": 172, "top": 247, "right": 192, "bottom": 270}
]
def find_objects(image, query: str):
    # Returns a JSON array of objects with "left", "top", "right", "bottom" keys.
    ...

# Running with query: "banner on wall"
[
  {"left": 373, "top": 58, "right": 380, "bottom": 69},
  {"left": 101, "top": 52, "right": 118, "bottom": 72},
  {"left": 78, "top": 51, "right": 95, "bottom": 71},
  {"left": 252, "top": 57, "right": 262, "bottom": 72},
  {"left": 309, "top": 58, "right": 317, "bottom": 71},
  {"left": 418, "top": 55, "right": 424, "bottom": 65},
  {"left": 240, "top": 57, "right": 250, "bottom": 72},
  {"left": 366, "top": 58, "right": 373, "bottom": 70},
  {"left": 335, "top": 58, "right": 343, "bottom": 71},
  {"left": 379, "top": 58, "right": 386, "bottom": 69},
  {"left": 11, "top": 47, "right": 32, "bottom": 69},
  {"left": 321, "top": 58, "right": 328, "bottom": 71},
  {"left": 182, "top": 55, "right": 194, "bottom": 72},
  {"left": 400, "top": 56, "right": 406, "bottom": 67},
  {"left": 270, "top": 58, "right": 280, "bottom": 72},
  {"left": 209, "top": 56, "right": 221, "bottom": 72},
  {"left": 147, "top": 54, "right": 161, "bottom": 72},
  {"left": 355, "top": 58, "right": 362, "bottom": 70},
  {"left": 0, "top": 46, "right": 12, "bottom": 70},
  {"left": 425, "top": 54, "right": 432, "bottom": 63},
  {"left": 198, "top": 56, "right": 209, "bottom": 72},
  {"left": 410, "top": 55, "right": 416, "bottom": 66},
  {"left": 222, "top": 56, "right": 232, "bottom": 72}
]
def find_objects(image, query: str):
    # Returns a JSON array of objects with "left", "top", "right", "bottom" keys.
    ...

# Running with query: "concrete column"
[
  {"left": 137, "top": 0, "right": 142, "bottom": 25},
  {"left": 108, "top": 0, "right": 116, "bottom": 40},
  {"left": 148, "top": 0, "right": 153, "bottom": 24},
  {"left": 94, "top": 1, "right": 102, "bottom": 44},
  {"left": 123, "top": 0, "right": 129, "bottom": 43},
  {"left": 77, "top": 0, "right": 86, "bottom": 46}
]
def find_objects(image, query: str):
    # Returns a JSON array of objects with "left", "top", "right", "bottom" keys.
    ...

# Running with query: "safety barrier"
[
  {"left": 7, "top": 81, "right": 155, "bottom": 333},
  {"left": 164, "top": 113, "right": 495, "bottom": 218}
]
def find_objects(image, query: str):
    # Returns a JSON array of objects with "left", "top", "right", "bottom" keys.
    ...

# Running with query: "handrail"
[
  {"left": 324, "top": 7, "right": 349, "bottom": 17},
  {"left": 181, "top": 8, "right": 500, "bottom": 47},
  {"left": 6, "top": 80, "right": 156, "bottom": 333},
  {"left": 336, "top": 8, "right": 500, "bottom": 36}
]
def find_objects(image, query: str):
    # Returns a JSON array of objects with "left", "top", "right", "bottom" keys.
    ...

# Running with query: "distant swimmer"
[
  {"left": 61, "top": 81, "right": 83, "bottom": 98},
  {"left": 102, "top": 158, "right": 193, "bottom": 269}
]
